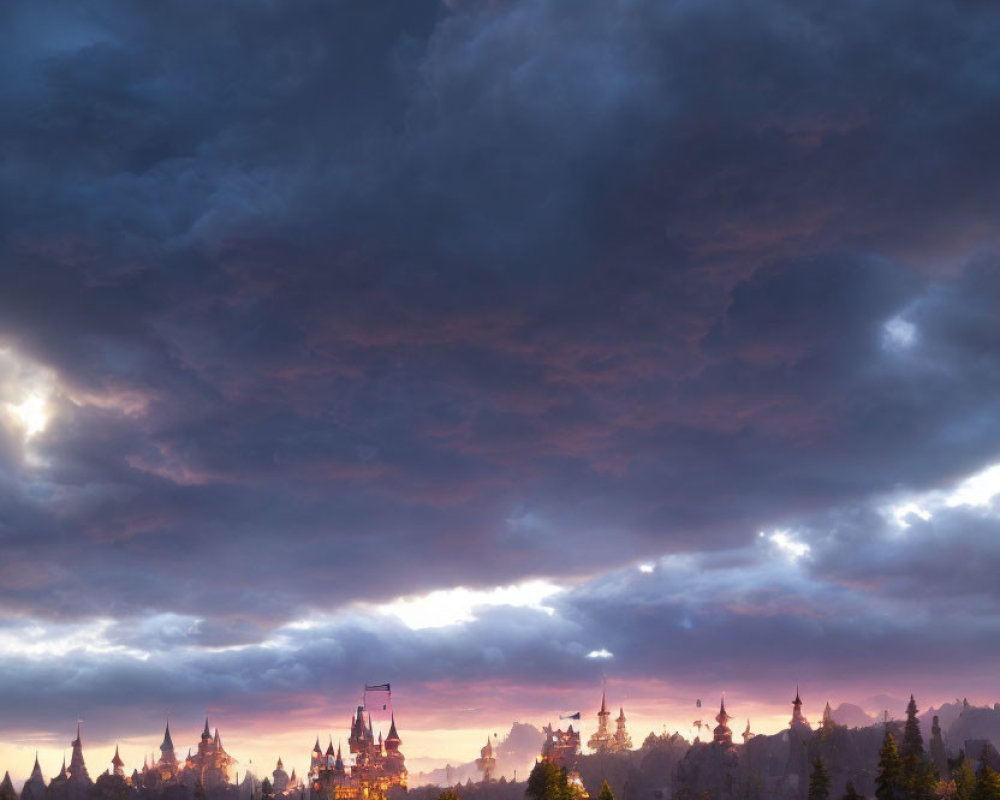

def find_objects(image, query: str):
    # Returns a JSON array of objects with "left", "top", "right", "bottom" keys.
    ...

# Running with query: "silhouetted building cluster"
[{"left": 1, "top": 705, "right": 407, "bottom": 800}]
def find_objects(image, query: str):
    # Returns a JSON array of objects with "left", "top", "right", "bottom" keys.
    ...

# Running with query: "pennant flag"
[
  {"left": 365, "top": 683, "right": 391, "bottom": 692},
  {"left": 559, "top": 712, "right": 582, "bottom": 720}
]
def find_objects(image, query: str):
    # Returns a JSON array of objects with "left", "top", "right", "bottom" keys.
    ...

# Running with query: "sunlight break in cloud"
[
  {"left": 0, "top": 347, "right": 57, "bottom": 442},
  {"left": 586, "top": 648, "right": 613, "bottom": 659},
  {"left": 882, "top": 316, "right": 917, "bottom": 350},
  {"left": 883, "top": 459, "right": 1000, "bottom": 529},
  {"left": 377, "top": 580, "right": 563, "bottom": 630},
  {"left": 761, "top": 529, "right": 811, "bottom": 559},
  {"left": 946, "top": 463, "right": 1000, "bottom": 509}
]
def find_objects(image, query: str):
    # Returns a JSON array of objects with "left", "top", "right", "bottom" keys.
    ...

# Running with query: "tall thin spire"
[
  {"left": 161, "top": 720, "right": 175, "bottom": 752},
  {"left": 791, "top": 685, "right": 809, "bottom": 728},
  {"left": 713, "top": 696, "right": 733, "bottom": 746}
]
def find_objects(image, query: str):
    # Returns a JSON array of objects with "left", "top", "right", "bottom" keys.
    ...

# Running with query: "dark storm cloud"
[{"left": 2, "top": 0, "right": 1000, "bottom": 738}]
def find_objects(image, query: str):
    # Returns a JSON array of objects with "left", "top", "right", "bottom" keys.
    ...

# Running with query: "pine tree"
[
  {"left": 526, "top": 761, "right": 570, "bottom": 800},
  {"left": 840, "top": 781, "right": 862, "bottom": 800},
  {"left": 901, "top": 695, "right": 925, "bottom": 794},
  {"left": 956, "top": 758, "right": 977, "bottom": 800},
  {"left": 876, "top": 730, "right": 904, "bottom": 800},
  {"left": 974, "top": 761, "right": 1000, "bottom": 800},
  {"left": 597, "top": 780, "right": 615, "bottom": 800},
  {"left": 808, "top": 757, "right": 831, "bottom": 800},
  {"left": 930, "top": 715, "right": 948, "bottom": 776}
]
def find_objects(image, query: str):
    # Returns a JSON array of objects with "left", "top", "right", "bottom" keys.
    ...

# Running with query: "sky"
[{"left": 2, "top": 0, "right": 1000, "bottom": 786}]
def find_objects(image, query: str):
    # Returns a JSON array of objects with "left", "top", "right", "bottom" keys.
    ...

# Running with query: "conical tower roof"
[
  {"left": 112, "top": 745, "right": 125, "bottom": 768},
  {"left": 386, "top": 714, "right": 401, "bottom": 746},
  {"left": 30, "top": 752, "right": 44, "bottom": 780},
  {"left": 161, "top": 721, "right": 175, "bottom": 752},
  {"left": 599, "top": 691, "right": 609, "bottom": 716}
]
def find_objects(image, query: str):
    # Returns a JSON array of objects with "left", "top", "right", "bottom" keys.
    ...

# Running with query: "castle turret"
[
  {"left": 273, "top": 757, "right": 289, "bottom": 795},
  {"left": 790, "top": 687, "right": 810, "bottom": 729},
  {"left": 588, "top": 691, "right": 612, "bottom": 752},
  {"left": 476, "top": 737, "right": 496, "bottom": 783},
  {"left": 69, "top": 723, "right": 92, "bottom": 784},
  {"left": 742, "top": 720, "right": 755, "bottom": 743},
  {"left": 612, "top": 706, "right": 632, "bottom": 752},
  {"left": 821, "top": 701, "right": 834, "bottom": 731},
  {"left": 21, "top": 753, "right": 46, "bottom": 800},
  {"left": 713, "top": 698, "right": 732, "bottom": 746},
  {"left": 158, "top": 720, "right": 178, "bottom": 779},
  {"left": 385, "top": 715, "right": 402, "bottom": 751},
  {"left": 112, "top": 746, "right": 125, "bottom": 777}
]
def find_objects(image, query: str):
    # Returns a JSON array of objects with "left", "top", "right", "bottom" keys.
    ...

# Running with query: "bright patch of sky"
[
  {"left": 0, "top": 619, "right": 150, "bottom": 661},
  {"left": 760, "top": 529, "right": 810, "bottom": 559},
  {"left": 638, "top": 563, "right": 655, "bottom": 573},
  {"left": 376, "top": 580, "right": 563, "bottom": 630},
  {"left": 883, "top": 458, "right": 1000, "bottom": 528},
  {"left": 882, "top": 316, "right": 917, "bottom": 350},
  {"left": 0, "top": 347, "right": 57, "bottom": 443},
  {"left": 586, "top": 648, "right": 613, "bottom": 659}
]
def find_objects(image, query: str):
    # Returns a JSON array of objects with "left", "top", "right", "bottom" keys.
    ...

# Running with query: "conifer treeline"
[{"left": 802, "top": 695, "right": 1000, "bottom": 800}]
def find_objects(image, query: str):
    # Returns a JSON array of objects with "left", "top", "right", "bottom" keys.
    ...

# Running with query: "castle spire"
[
  {"left": 69, "top": 720, "right": 91, "bottom": 783},
  {"left": 791, "top": 685, "right": 809, "bottom": 728},
  {"left": 112, "top": 745, "right": 125, "bottom": 776},
  {"left": 386, "top": 714, "right": 402, "bottom": 748},
  {"left": 161, "top": 721, "right": 175, "bottom": 753},
  {"left": 600, "top": 691, "right": 609, "bottom": 716},
  {"left": 713, "top": 697, "right": 733, "bottom": 746}
]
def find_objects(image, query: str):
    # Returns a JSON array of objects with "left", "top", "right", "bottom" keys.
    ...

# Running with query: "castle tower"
[
  {"left": 476, "top": 737, "right": 496, "bottom": 783},
  {"left": 385, "top": 715, "right": 402, "bottom": 752},
  {"left": 112, "top": 746, "right": 125, "bottom": 777},
  {"left": 790, "top": 687, "right": 810, "bottom": 729},
  {"left": 310, "top": 738, "right": 323, "bottom": 777},
  {"left": 821, "top": 701, "right": 834, "bottom": 731},
  {"left": 69, "top": 723, "right": 92, "bottom": 784},
  {"left": 713, "top": 698, "right": 732, "bottom": 746},
  {"left": 158, "top": 720, "right": 179, "bottom": 779},
  {"left": 587, "top": 692, "right": 612, "bottom": 752},
  {"left": 383, "top": 715, "right": 407, "bottom": 786},
  {"left": 349, "top": 707, "right": 367, "bottom": 754},
  {"left": 742, "top": 720, "right": 755, "bottom": 744},
  {"left": 273, "top": 757, "right": 290, "bottom": 795},
  {"left": 21, "top": 753, "right": 46, "bottom": 800},
  {"left": 611, "top": 707, "right": 632, "bottom": 752}
]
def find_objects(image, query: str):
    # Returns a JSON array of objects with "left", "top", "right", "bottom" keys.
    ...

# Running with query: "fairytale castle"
[
  {"left": 586, "top": 692, "right": 632, "bottom": 754},
  {"left": 307, "top": 706, "right": 407, "bottom": 800},
  {"left": 1, "top": 699, "right": 407, "bottom": 800}
]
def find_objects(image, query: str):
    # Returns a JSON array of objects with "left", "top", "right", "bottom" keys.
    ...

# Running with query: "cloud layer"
[{"left": 2, "top": 0, "right": 1000, "bottom": 780}]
